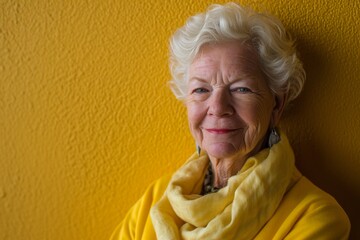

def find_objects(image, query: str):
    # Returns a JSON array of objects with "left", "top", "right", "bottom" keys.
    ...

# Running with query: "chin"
[{"left": 204, "top": 143, "right": 240, "bottom": 159}]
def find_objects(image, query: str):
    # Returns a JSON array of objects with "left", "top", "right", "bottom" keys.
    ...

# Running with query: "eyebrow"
[{"left": 189, "top": 76, "right": 255, "bottom": 84}]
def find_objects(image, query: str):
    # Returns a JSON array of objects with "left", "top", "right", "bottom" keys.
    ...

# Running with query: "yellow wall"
[{"left": 1, "top": 0, "right": 359, "bottom": 239}]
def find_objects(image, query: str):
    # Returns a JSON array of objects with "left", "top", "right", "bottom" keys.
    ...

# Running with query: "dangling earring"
[
  {"left": 196, "top": 144, "right": 201, "bottom": 156},
  {"left": 268, "top": 128, "right": 280, "bottom": 147}
]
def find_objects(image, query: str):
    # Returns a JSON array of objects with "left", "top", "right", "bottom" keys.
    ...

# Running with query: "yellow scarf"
[{"left": 151, "top": 132, "right": 298, "bottom": 240}]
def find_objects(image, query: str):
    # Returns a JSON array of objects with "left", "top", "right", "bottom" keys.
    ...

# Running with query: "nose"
[{"left": 208, "top": 89, "right": 234, "bottom": 117}]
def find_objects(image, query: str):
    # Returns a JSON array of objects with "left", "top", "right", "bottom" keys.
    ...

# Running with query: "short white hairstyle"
[{"left": 169, "top": 2, "right": 305, "bottom": 105}]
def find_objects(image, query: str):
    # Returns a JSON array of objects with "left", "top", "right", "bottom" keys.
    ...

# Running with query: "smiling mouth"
[{"left": 205, "top": 128, "right": 239, "bottom": 134}]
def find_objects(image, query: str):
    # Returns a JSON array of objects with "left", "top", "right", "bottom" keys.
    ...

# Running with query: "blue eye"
[
  {"left": 232, "top": 87, "right": 252, "bottom": 93},
  {"left": 193, "top": 88, "right": 209, "bottom": 94}
]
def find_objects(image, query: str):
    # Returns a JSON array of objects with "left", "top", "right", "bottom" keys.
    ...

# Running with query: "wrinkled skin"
[{"left": 186, "top": 41, "right": 286, "bottom": 187}]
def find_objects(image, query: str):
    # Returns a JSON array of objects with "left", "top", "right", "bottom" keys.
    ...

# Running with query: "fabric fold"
[{"left": 150, "top": 130, "right": 299, "bottom": 240}]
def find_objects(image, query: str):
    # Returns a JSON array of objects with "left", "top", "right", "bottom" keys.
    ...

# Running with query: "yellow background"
[{"left": 1, "top": 0, "right": 359, "bottom": 239}]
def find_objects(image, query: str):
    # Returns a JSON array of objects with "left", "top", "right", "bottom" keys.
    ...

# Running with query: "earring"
[
  {"left": 268, "top": 128, "right": 280, "bottom": 147},
  {"left": 196, "top": 144, "right": 201, "bottom": 156}
]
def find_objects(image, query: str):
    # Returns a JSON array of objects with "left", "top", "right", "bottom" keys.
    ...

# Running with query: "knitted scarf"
[{"left": 150, "top": 132, "right": 298, "bottom": 240}]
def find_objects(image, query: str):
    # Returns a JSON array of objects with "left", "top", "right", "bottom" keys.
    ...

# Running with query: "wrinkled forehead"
[{"left": 189, "top": 41, "right": 263, "bottom": 80}]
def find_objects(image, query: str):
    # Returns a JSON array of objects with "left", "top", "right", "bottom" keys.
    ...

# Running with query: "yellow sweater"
[{"left": 111, "top": 173, "right": 350, "bottom": 239}]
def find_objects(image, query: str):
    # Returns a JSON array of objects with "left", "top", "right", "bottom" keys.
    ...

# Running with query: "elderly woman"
[{"left": 111, "top": 3, "right": 350, "bottom": 239}]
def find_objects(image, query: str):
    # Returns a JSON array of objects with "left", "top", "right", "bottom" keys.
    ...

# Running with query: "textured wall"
[{"left": 1, "top": 0, "right": 359, "bottom": 239}]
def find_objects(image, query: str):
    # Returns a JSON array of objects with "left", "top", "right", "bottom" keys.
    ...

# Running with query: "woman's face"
[{"left": 186, "top": 41, "right": 279, "bottom": 159}]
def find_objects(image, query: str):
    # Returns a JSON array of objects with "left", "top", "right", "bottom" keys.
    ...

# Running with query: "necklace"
[{"left": 201, "top": 162, "right": 220, "bottom": 195}]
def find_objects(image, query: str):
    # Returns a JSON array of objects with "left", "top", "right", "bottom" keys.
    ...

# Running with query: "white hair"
[{"left": 169, "top": 2, "right": 305, "bottom": 105}]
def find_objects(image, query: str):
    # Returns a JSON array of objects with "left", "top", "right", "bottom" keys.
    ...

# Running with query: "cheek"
[
  {"left": 237, "top": 103, "right": 259, "bottom": 122},
  {"left": 238, "top": 98, "right": 274, "bottom": 133},
  {"left": 236, "top": 102, "right": 272, "bottom": 151},
  {"left": 242, "top": 94, "right": 274, "bottom": 121},
  {"left": 186, "top": 103, "right": 204, "bottom": 133}
]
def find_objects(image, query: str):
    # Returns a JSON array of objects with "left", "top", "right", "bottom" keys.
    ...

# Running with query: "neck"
[
  {"left": 208, "top": 137, "right": 268, "bottom": 188},
  {"left": 209, "top": 155, "right": 246, "bottom": 188}
]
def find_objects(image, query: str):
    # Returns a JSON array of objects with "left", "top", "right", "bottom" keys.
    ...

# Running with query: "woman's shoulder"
[
  {"left": 289, "top": 175, "right": 345, "bottom": 207},
  {"left": 145, "top": 174, "right": 172, "bottom": 201},
  {"left": 275, "top": 175, "right": 351, "bottom": 239},
  {"left": 258, "top": 174, "right": 350, "bottom": 239},
  {"left": 134, "top": 174, "right": 173, "bottom": 208},
  {"left": 109, "top": 174, "right": 173, "bottom": 240}
]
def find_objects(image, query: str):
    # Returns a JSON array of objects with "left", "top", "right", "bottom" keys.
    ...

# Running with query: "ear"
[{"left": 271, "top": 93, "right": 287, "bottom": 126}]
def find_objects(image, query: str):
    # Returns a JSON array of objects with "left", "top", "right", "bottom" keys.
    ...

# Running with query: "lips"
[{"left": 205, "top": 128, "right": 239, "bottom": 134}]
